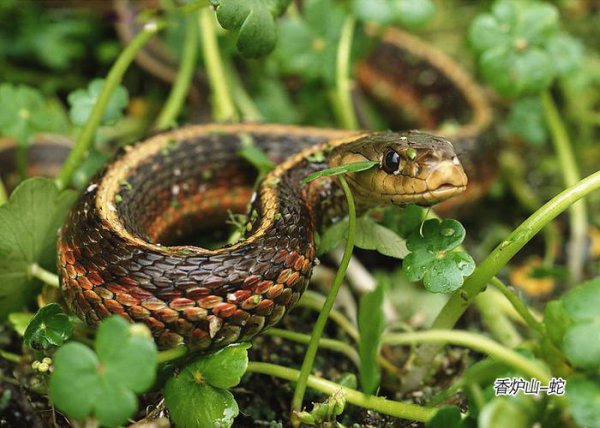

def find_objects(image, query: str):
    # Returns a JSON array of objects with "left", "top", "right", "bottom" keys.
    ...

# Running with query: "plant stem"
[
  {"left": 298, "top": 290, "right": 359, "bottom": 340},
  {"left": 154, "top": 12, "right": 198, "bottom": 130},
  {"left": 490, "top": 277, "right": 545, "bottom": 336},
  {"left": 55, "top": 21, "right": 164, "bottom": 190},
  {"left": 383, "top": 330, "right": 550, "bottom": 382},
  {"left": 0, "top": 349, "right": 20, "bottom": 363},
  {"left": 199, "top": 8, "right": 238, "bottom": 122},
  {"left": 0, "top": 177, "right": 7, "bottom": 205},
  {"left": 29, "top": 263, "right": 59, "bottom": 288},
  {"left": 291, "top": 176, "right": 356, "bottom": 422},
  {"left": 265, "top": 328, "right": 360, "bottom": 366},
  {"left": 333, "top": 15, "right": 358, "bottom": 130},
  {"left": 541, "top": 90, "right": 587, "bottom": 283},
  {"left": 156, "top": 345, "right": 188, "bottom": 364},
  {"left": 223, "top": 60, "right": 263, "bottom": 122},
  {"left": 248, "top": 362, "right": 437, "bottom": 422},
  {"left": 403, "top": 169, "right": 600, "bottom": 391},
  {"left": 474, "top": 291, "right": 522, "bottom": 347}
]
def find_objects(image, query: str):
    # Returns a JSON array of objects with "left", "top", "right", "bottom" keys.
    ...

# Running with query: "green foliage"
[
  {"left": 303, "top": 161, "right": 378, "bottom": 183},
  {"left": 49, "top": 316, "right": 157, "bottom": 427},
  {"left": 478, "top": 397, "right": 533, "bottom": 428},
  {"left": 213, "top": 0, "right": 292, "bottom": 58},
  {"left": 425, "top": 406, "right": 462, "bottom": 428},
  {"left": 296, "top": 390, "right": 346, "bottom": 425},
  {"left": 276, "top": 0, "right": 346, "bottom": 84},
  {"left": 544, "top": 278, "right": 600, "bottom": 370},
  {"left": 352, "top": 0, "right": 435, "bottom": 28},
  {"left": 0, "top": 84, "right": 70, "bottom": 144},
  {"left": 67, "top": 79, "right": 129, "bottom": 127},
  {"left": 382, "top": 205, "right": 425, "bottom": 239},
  {"left": 358, "top": 279, "right": 387, "bottom": 394},
  {"left": 0, "top": 178, "right": 76, "bottom": 319},
  {"left": 164, "top": 343, "right": 250, "bottom": 428},
  {"left": 24, "top": 303, "right": 72, "bottom": 350},
  {"left": 506, "top": 97, "right": 547, "bottom": 145},
  {"left": 469, "top": 0, "right": 582, "bottom": 97},
  {"left": 318, "top": 215, "right": 408, "bottom": 259},
  {"left": 566, "top": 379, "right": 600, "bottom": 428},
  {"left": 238, "top": 134, "right": 276, "bottom": 175},
  {"left": 402, "top": 219, "right": 475, "bottom": 293}
]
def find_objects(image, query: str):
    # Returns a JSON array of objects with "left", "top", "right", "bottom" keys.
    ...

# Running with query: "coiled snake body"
[
  {"left": 57, "top": 125, "right": 467, "bottom": 350},
  {"left": 0, "top": 3, "right": 495, "bottom": 350}
]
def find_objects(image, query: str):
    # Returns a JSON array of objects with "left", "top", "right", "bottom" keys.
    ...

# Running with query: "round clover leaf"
[
  {"left": 67, "top": 79, "right": 129, "bottom": 127},
  {"left": 24, "top": 303, "right": 72, "bottom": 350},
  {"left": 469, "top": 0, "right": 582, "bottom": 97},
  {"left": 402, "top": 219, "right": 475, "bottom": 293},
  {"left": 164, "top": 343, "right": 250, "bottom": 428},
  {"left": 49, "top": 316, "right": 157, "bottom": 427}
]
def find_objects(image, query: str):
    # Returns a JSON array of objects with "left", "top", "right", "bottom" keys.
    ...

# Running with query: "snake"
[
  {"left": 57, "top": 125, "right": 468, "bottom": 350},
  {"left": 0, "top": 1, "right": 495, "bottom": 350}
]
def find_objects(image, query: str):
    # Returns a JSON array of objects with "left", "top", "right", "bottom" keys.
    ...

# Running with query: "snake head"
[{"left": 329, "top": 131, "right": 468, "bottom": 206}]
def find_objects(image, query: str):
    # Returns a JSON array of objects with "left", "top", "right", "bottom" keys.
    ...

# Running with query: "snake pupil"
[{"left": 382, "top": 150, "right": 401, "bottom": 174}]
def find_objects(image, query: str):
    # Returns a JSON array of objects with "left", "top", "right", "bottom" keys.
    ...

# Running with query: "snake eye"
[{"left": 382, "top": 150, "right": 401, "bottom": 174}]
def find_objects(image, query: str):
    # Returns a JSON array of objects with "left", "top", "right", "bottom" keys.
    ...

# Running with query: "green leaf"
[
  {"left": 0, "top": 84, "right": 70, "bottom": 144},
  {"left": 353, "top": 0, "right": 434, "bottom": 28},
  {"left": 164, "top": 343, "right": 250, "bottom": 428},
  {"left": 0, "top": 178, "right": 77, "bottom": 319},
  {"left": 165, "top": 380, "right": 239, "bottom": 428},
  {"left": 49, "top": 316, "right": 157, "bottom": 426},
  {"left": 426, "top": 406, "right": 462, "bottom": 428},
  {"left": 559, "top": 278, "right": 600, "bottom": 370},
  {"left": 566, "top": 379, "right": 600, "bottom": 428},
  {"left": 276, "top": 0, "right": 346, "bottom": 84},
  {"left": 214, "top": 0, "right": 292, "bottom": 58},
  {"left": 67, "top": 78, "right": 129, "bottom": 126},
  {"left": 545, "top": 33, "right": 583, "bottom": 77},
  {"left": 355, "top": 216, "right": 408, "bottom": 259},
  {"left": 238, "top": 134, "right": 275, "bottom": 175},
  {"left": 303, "top": 161, "right": 378, "bottom": 183},
  {"left": 543, "top": 300, "right": 571, "bottom": 349},
  {"left": 8, "top": 312, "right": 33, "bottom": 336},
  {"left": 478, "top": 397, "right": 531, "bottom": 428},
  {"left": 382, "top": 205, "right": 425, "bottom": 239},
  {"left": 479, "top": 46, "right": 553, "bottom": 97},
  {"left": 468, "top": 0, "right": 565, "bottom": 97},
  {"left": 317, "top": 216, "right": 408, "bottom": 259},
  {"left": 358, "top": 279, "right": 387, "bottom": 394},
  {"left": 24, "top": 303, "right": 73, "bottom": 350},
  {"left": 317, "top": 220, "right": 348, "bottom": 256},
  {"left": 506, "top": 97, "right": 547, "bottom": 145},
  {"left": 402, "top": 219, "right": 475, "bottom": 293}
]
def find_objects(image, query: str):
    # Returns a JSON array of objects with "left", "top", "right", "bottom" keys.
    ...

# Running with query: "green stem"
[
  {"left": 29, "top": 263, "right": 59, "bottom": 288},
  {"left": 333, "top": 15, "right": 358, "bottom": 130},
  {"left": 156, "top": 345, "right": 188, "bottom": 364},
  {"left": 298, "top": 290, "right": 359, "bottom": 340},
  {"left": 265, "top": 328, "right": 360, "bottom": 366},
  {"left": 154, "top": 12, "right": 198, "bottom": 130},
  {"left": 473, "top": 291, "right": 522, "bottom": 347},
  {"left": 55, "top": 21, "right": 164, "bottom": 190},
  {"left": 223, "top": 60, "right": 263, "bottom": 122},
  {"left": 291, "top": 176, "right": 356, "bottom": 419},
  {"left": 383, "top": 330, "right": 550, "bottom": 383},
  {"left": 248, "top": 362, "right": 436, "bottom": 422},
  {"left": 541, "top": 90, "right": 587, "bottom": 283},
  {"left": 17, "top": 145, "right": 27, "bottom": 182},
  {"left": 199, "top": 8, "right": 238, "bottom": 122},
  {"left": 490, "top": 277, "right": 545, "bottom": 336},
  {"left": 404, "top": 169, "right": 600, "bottom": 391},
  {"left": 0, "top": 349, "right": 20, "bottom": 363},
  {"left": 0, "top": 177, "right": 7, "bottom": 205}
]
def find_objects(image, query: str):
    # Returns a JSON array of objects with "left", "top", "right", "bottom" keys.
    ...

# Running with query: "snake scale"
[{"left": 0, "top": 2, "right": 494, "bottom": 351}]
